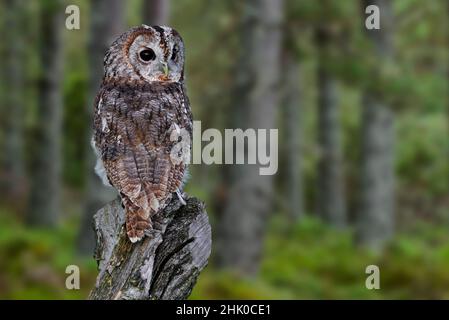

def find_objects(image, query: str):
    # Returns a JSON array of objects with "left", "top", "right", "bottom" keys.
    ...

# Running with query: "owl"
[{"left": 93, "top": 25, "right": 193, "bottom": 243}]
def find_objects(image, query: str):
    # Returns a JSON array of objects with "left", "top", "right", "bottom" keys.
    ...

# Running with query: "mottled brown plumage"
[{"left": 93, "top": 26, "right": 192, "bottom": 242}]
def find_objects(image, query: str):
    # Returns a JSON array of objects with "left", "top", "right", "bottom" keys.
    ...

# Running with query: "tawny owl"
[{"left": 93, "top": 25, "right": 192, "bottom": 243}]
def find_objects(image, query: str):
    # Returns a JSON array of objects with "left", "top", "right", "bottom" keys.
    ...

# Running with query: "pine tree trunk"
[
  {"left": 0, "top": 0, "right": 25, "bottom": 199},
  {"left": 215, "top": 0, "right": 284, "bottom": 275},
  {"left": 282, "top": 51, "right": 303, "bottom": 221},
  {"left": 356, "top": 0, "right": 395, "bottom": 248},
  {"left": 77, "top": 0, "right": 125, "bottom": 254},
  {"left": 315, "top": 27, "right": 346, "bottom": 227},
  {"left": 143, "top": 0, "right": 170, "bottom": 25},
  {"left": 27, "top": 1, "right": 63, "bottom": 226},
  {"left": 446, "top": 1, "right": 449, "bottom": 176}
]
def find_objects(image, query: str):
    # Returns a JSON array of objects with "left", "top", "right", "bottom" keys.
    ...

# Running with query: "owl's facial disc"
[{"left": 127, "top": 27, "right": 185, "bottom": 83}]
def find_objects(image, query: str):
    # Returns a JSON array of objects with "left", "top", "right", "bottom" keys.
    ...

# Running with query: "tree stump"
[{"left": 88, "top": 193, "right": 211, "bottom": 300}]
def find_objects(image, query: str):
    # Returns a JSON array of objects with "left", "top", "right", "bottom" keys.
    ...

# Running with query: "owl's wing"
[{"left": 94, "top": 82, "right": 191, "bottom": 240}]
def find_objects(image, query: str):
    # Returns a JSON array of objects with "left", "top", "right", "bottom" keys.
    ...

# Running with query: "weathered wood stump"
[{"left": 88, "top": 193, "right": 211, "bottom": 300}]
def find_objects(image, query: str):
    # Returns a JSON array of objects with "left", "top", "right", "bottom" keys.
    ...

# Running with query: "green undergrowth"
[
  {"left": 0, "top": 210, "right": 97, "bottom": 299},
  {"left": 192, "top": 216, "right": 449, "bottom": 299},
  {"left": 2, "top": 209, "right": 449, "bottom": 299}
]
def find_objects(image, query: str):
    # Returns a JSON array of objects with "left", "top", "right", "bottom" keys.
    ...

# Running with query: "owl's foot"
[
  {"left": 144, "top": 228, "right": 161, "bottom": 239},
  {"left": 176, "top": 189, "right": 187, "bottom": 206}
]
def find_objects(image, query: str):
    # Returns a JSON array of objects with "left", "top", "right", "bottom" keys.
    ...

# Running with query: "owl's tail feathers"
[{"left": 123, "top": 200, "right": 151, "bottom": 243}]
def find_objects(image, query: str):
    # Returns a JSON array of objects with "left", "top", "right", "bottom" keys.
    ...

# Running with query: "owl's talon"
[
  {"left": 176, "top": 189, "right": 186, "bottom": 206},
  {"left": 153, "top": 222, "right": 163, "bottom": 231},
  {"left": 144, "top": 229, "right": 160, "bottom": 238}
]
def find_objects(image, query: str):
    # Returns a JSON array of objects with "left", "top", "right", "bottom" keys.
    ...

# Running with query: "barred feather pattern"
[{"left": 94, "top": 78, "right": 192, "bottom": 242}]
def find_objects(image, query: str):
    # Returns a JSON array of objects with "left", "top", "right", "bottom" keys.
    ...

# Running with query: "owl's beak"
[{"left": 161, "top": 61, "right": 169, "bottom": 77}]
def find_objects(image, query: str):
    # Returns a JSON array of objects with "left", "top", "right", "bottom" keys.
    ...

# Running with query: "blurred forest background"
[{"left": 0, "top": 0, "right": 449, "bottom": 299}]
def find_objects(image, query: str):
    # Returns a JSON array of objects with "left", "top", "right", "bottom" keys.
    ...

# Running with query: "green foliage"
[
  {"left": 0, "top": 210, "right": 97, "bottom": 299},
  {"left": 396, "top": 113, "right": 449, "bottom": 196},
  {"left": 2, "top": 206, "right": 449, "bottom": 299},
  {"left": 63, "top": 72, "right": 88, "bottom": 187},
  {"left": 192, "top": 216, "right": 449, "bottom": 299}
]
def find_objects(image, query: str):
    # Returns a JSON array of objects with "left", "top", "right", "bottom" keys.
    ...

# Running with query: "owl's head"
[{"left": 104, "top": 25, "right": 185, "bottom": 83}]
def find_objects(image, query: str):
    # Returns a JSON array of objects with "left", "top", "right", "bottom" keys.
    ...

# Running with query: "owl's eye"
[{"left": 139, "top": 49, "right": 156, "bottom": 62}]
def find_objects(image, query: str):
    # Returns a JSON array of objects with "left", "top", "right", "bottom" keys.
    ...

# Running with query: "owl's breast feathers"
[{"left": 93, "top": 79, "right": 192, "bottom": 241}]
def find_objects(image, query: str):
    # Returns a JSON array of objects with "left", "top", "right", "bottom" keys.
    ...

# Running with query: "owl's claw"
[
  {"left": 176, "top": 189, "right": 187, "bottom": 206},
  {"left": 144, "top": 228, "right": 161, "bottom": 238}
]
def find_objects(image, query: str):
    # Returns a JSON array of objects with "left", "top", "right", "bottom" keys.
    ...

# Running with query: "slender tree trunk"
[
  {"left": 27, "top": 1, "right": 63, "bottom": 226},
  {"left": 446, "top": 1, "right": 449, "bottom": 185},
  {"left": 356, "top": 0, "right": 395, "bottom": 248},
  {"left": 0, "top": 0, "right": 25, "bottom": 198},
  {"left": 77, "top": 0, "right": 125, "bottom": 254},
  {"left": 282, "top": 51, "right": 303, "bottom": 221},
  {"left": 315, "top": 27, "right": 346, "bottom": 227},
  {"left": 215, "top": 0, "right": 284, "bottom": 275},
  {"left": 143, "top": 0, "right": 170, "bottom": 25}
]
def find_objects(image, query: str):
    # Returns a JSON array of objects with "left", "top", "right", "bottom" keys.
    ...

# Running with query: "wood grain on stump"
[{"left": 88, "top": 194, "right": 211, "bottom": 300}]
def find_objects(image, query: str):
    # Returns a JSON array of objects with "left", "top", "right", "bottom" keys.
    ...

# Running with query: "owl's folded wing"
[{"left": 99, "top": 115, "right": 187, "bottom": 216}]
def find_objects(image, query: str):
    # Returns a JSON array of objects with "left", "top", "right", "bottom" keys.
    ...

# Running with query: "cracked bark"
[{"left": 88, "top": 194, "right": 211, "bottom": 300}]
